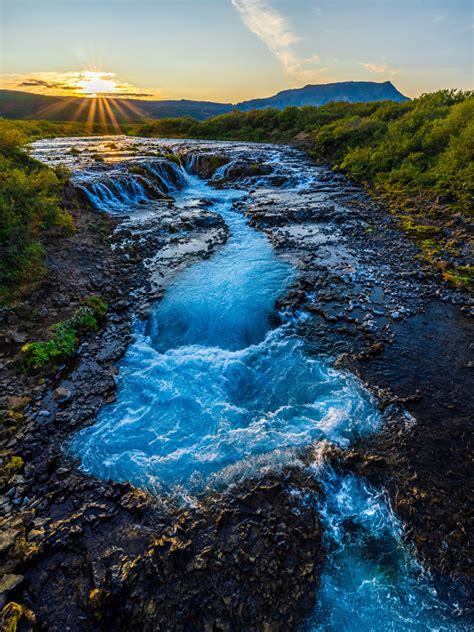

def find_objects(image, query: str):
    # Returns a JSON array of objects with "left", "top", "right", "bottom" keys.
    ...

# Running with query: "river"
[{"left": 32, "top": 136, "right": 469, "bottom": 631}]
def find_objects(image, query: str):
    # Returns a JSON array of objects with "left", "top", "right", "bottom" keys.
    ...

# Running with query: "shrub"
[
  {"left": 165, "top": 152, "right": 182, "bottom": 166},
  {"left": 4, "top": 455, "right": 24, "bottom": 472},
  {"left": 81, "top": 295, "right": 108, "bottom": 318},
  {"left": 20, "top": 297, "right": 108, "bottom": 371},
  {"left": 0, "top": 120, "right": 76, "bottom": 302}
]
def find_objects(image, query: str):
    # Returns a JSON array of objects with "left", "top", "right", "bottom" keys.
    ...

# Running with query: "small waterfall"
[
  {"left": 141, "top": 159, "right": 188, "bottom": 193},
  {"left": 213, "top": 161, "right": 232, "bottom": 180},
  {"left": 181, "top": 152, "right": 201, "bottom": 174},
  {"left": 75, "top": 158, "right": 188, "bottom": 213},
  {"left": 178, "top": 151, "right": 231, "bottom": 179},
  {"left": 77, "top": 176, "right": 154, "bottom": 211}
]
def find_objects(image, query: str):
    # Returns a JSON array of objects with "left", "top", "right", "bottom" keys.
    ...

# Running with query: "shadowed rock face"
[
  {"left": 179, "top": 151, "right": 230, "bottom": 179},
  {"left": 107, "top": 474, "right": 322, "bottom": 632}
]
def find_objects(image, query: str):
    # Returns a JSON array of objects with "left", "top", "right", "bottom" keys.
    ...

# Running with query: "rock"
[
  {"left": 11, "top": 330, "right": 28, "bottom": 344},
  {"left": 37, "top": 306, "right": 49, "bottom": 318},
  {"left": 52, "top": 386, "right": 72, "bottom": 403},
  {"left": 109, "top": 473, "right": 323, "bottom": 631},
  {"left": 0, "top": 573, "right": 24, "bottom": 596},
  {"left": 0, "top": 529, "right": 19, "bottom": 555},
  {"left": 6, "top": 397, "right": 31, "bottom": 412}
]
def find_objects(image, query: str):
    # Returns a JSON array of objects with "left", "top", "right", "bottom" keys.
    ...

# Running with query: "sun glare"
[
  {"left": 5, "top": 67, "right": 154, "bottom": 130},
  {"left": 75, "top": 71, "right": 119, "bottom": 97}
]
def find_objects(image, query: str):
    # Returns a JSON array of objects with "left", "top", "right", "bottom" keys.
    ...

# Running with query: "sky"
[{"left": 1, "top": 0, "right": 473, "bottom": 102}]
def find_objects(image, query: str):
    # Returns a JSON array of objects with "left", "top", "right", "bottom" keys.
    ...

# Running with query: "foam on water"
[
  {"left": 70, "top": 174, "right": 380, "bottom": 491},
  {"left": 305, "top": 469, "right": 470, "bottom": 631}
]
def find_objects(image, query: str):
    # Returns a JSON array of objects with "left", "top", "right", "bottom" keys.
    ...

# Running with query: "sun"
[{"left": 75, "top": 71, "right": 119, "bottom": 98}]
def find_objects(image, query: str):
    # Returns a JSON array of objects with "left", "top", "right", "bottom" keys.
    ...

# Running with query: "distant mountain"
[
  {"left": 0, "top": 90, "right": 232, "bottom": 122},
  {"left": 236, "top": 81, "right": 409, "bottom": 111},
  {"left": 0, "top": 81, "right": 409, "bottom": 122}
]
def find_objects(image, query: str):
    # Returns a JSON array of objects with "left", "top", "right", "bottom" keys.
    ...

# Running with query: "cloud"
[
  {"left": 108, "top": 92, "right": 153, "bottom": 98},
  {"left": 1, "top": 71, "right": 158, "bottom": 99},
  {"left": 19, "top": 78, "right": 78, "bottom": 91},
  {"left": 231, "top": 0, "right": 326, "bottom": 83},
  {"left": 360, "top": 62, "right": 400, "bottom": 78}
]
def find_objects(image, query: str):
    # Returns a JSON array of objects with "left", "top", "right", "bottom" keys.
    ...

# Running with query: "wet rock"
[
  {"left": 180, "top": 151, "right": 229, "bottom": 179},
  {"left": 0, "top": 529, "right": 19, "bottom": 556},
  {"left": 52, "top": 386, "right": 72, "bottom": 403},
  {"left": 6, "top": 397, "right": 31, "bottom": 412}
]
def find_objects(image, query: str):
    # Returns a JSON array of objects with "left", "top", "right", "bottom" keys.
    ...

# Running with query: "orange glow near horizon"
[
  {"left": 2, "top": 69, "right": 157, "bottom": 101},
  {"left": 13, "top": 65, "right": 152, "bottom": 130}
]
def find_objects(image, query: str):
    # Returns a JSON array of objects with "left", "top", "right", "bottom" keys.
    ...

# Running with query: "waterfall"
[{"left": 75, "top": 157, "right": 188, "bottom": 213}]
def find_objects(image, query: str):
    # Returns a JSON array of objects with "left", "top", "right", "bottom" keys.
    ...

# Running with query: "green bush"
[
  {"left": 21, "top": 325, "right": 78, "bottom": 371},
  {"left": 20, "top": 297, "right": 108, "bottom": 371},
  {"left": 81, "top": 295, "right": 108, "bottom": 319},
  {"left": 0, "top": 119, "right": 78, "bottom": 302}
]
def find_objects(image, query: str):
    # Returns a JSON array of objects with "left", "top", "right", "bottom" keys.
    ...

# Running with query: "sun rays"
[
  {"left": 25, "top": 89, "right": 149, "bottom": 133},
  {"left": 77, "top": 95, "right": 148, "bottom": 132},
  {"left": 5, "top": 68, "right": 154, "bottom": 131}
]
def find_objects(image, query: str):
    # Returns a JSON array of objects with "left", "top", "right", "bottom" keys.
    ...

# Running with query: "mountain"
[
  {"left": 236, "top": 81, "right": 409, "bottom": 110},
  {"left": 0, "top": 90, "right": 232, "bottom": 122},
  {"left": 0, "top": 81, "right": 409, "bottom": 122}
]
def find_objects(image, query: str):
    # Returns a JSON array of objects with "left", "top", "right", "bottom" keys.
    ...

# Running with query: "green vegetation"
[
  {"left": 4, "top": 455, "right": 24, "bottom": 472},
  {"left": 135, "top": 91, "right": 473, "bottom": 287},
  {"left": 165, "top": 151, "right": 182, "bottom": 166},
  {"left": 0, "top": 118, "right": 125, "bottom": 303},
  {"left": 0, "top": 119, "right": 79, "bottom": 302},
  {"left": 20, "top": 296, "right": 108, "bottom": 371}
]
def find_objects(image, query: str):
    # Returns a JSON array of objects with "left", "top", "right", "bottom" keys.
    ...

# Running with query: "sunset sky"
[{"left": 1, "top": 0, "right": 472, "bottom": 102}]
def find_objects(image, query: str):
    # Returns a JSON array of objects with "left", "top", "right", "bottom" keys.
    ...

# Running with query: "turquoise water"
[
  {"left": 70, "top": 174, "right": 380, "bottom": 492},
  {"left": 306, "top": 469, "right": 470, "bottom": 631}
]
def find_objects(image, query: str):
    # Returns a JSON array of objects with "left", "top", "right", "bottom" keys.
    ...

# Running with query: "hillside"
[
  {"left": 0, "top": 81, "right": 408, "bottom": 122},
  {"left": 0, "top": 90, "right": 231, "bottom": 122}
]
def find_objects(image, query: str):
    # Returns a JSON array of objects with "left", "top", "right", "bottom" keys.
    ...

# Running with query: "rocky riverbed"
[{"left": 0, "top": 137, "right": 472, "bottom": 631}]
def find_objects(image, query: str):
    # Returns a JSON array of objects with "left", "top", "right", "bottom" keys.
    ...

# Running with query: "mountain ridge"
[
  {"left": 236, "top": 80, "right": 409, "bottom": 110},
  {"left": 0, "top": 81, "right": 409, "bottom": 122}
]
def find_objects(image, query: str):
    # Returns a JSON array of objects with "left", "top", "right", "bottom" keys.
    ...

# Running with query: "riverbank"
[
  {"left": 0, "top": 144, "right": 324, "bottom": 631},
  {"left": 135, "top": 90, "right": 474, "bottom": 291},
  {"left": 235, "top": 153, "right": 473, "bottom": 584},
  {"left": 0, "top": 138, "right": 472, "bottom": 630}
]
